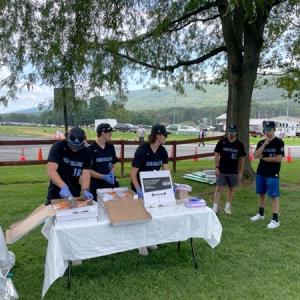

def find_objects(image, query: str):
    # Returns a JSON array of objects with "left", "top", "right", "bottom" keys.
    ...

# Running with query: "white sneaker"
[
  {"left": 138, "top": 247, "right": 149, "bottom": 256},
  {"left": 224, "top": 207, "right": 232, "bottom": 215},
  {"left": 267, "top": 220, "right": 280, "bottom": 229},
  {"left": 250, "top": 213, "right": 265, "bottom": 222},
  {"left": 148, "top": 245, "right": 158, "bottom": 250}
]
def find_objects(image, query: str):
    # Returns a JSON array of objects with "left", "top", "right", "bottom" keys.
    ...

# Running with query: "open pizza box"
[
  {"left": 5, "top": 197, "right": 93, "bottom": 244},
  {"left": 97, "top": 187, "right": 152, "bottom": 226}
]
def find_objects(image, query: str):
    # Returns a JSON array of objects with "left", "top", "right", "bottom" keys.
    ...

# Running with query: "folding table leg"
[
  {"left": 190, "top": 238, "right": 198, "bottom": 270},
  {"left": 67, "top": 260, "right": 72, "bottom": 289}
]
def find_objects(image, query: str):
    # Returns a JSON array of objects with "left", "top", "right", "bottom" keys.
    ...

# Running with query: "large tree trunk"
[
  {"left": 226, "top": 63, "right": 258, "bottom": 180},
  {"left": 219, "top": 1, "right": 269, "bottom": 181}
]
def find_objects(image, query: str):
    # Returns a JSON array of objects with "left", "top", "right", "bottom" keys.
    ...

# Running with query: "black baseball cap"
[
  {"left": 67, "top": 127, "right": 85, "bottom": 151},
  {"left": 227, "top": 124, "right": 238, "bottom": 133},
  {"left": 96, "top": 123, "right": 115, "bottom": 134},
  {"left": 263, "top": 120, "right": 276, "bottom": 131},
  {"left": 151, "top": 124, "right": 170, "bottom": 136}
]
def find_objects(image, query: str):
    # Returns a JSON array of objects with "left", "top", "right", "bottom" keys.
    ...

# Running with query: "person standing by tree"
[
  {"left": 89, "top": 123, "right": 119, "bottom": 200},
  {"left": 212, "top": 125, "right": 246, "bottom": 215},
  {"left": 131, "top": 124, "right": 170, "bottom": 256},
  {"left": 250, "top": 121, "right": 284, "bottom": 229},
  {"left": 46, "top": 127, "right": 93, "bottom": 205}
]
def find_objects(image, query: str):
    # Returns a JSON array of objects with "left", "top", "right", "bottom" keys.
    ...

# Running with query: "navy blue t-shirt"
[
  {"left": 131, "top": 142, "right": 168, "bottom": 190},
  {"left": 256, "top": 137, "right": 284, "bottom": 177},
  {"left": 214, "top": 138, "right": 246, "bottom": 174},
  {"left": 47, "top": 140, "right": 92, "bottom": 203},
  {"left": 89, "top": 141, "right": 119, "bottom": 190}
]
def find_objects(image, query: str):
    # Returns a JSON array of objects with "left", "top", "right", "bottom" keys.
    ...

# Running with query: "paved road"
[
  {"left": 0, "top": 142, "right": 216, "bottom": 161},
  {"left": 1, "top": 136, "right": 300, "bottom": 161}
]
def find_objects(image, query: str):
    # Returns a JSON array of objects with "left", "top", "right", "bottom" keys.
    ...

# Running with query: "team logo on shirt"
[
  {"left": 63, "top": 157, "right": 83, "bottom": 167},
  {"left": 96, "top": 156, "right": 113, "bottom": 163},
  {"left": 146, "top": 160, "right": 163, "bottom": 167}
]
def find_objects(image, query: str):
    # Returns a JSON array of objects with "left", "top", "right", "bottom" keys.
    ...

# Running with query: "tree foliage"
[{"left": 0, "top": 1, "right": 299, "bottom": 177}]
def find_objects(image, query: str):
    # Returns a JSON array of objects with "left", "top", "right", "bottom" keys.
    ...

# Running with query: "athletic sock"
[
  {"left": 225, "top": 202, "right": 231, "bottom": 209},
  {"left": 213, "top": 203, "right": 218, "bottom": 213},
  {"left": 259, "top": 207, "right": 264, "bottom": 216},
  {"left": 272, "top": 213, "right": 279, "bottom": 222}
]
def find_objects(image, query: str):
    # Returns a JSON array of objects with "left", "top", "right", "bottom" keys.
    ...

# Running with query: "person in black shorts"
[
  {"left": 250, "top": 121, "right": 284, "bottom": 229},
  {"left": 46, "top": 127, "right": 93, "bottom": 205},
  {"left": 212, "top": 125, "right": 246, "bottom": 214},
  {"left": 89, "top": 123, "right": 119, "bottom": 200},
  {"left": 131, "top": 124, "right": 170, "bottom": 256}
]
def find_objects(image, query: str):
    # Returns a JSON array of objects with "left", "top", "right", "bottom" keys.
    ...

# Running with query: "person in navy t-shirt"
[
  {"left": 212, "top": 125, "right": 246, "bottom": 215},
  {"left": 131, "top": 124, "right": 170, "bottom": 256},
  {"left": 89, "top": 123, "right": 119, "bottom": 200},
  {"left": 131, "top": 124, "right": 169, "bottom": 198},
  {"left": 46, "top": 127, "right": 93, "bottom": 205}
]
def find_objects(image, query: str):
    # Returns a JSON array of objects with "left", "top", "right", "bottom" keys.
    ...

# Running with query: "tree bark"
[{"left": 218, "top": 1, "right": 269, "bottom": 180}]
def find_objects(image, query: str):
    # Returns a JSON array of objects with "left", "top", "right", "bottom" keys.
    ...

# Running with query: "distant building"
[
  {"left": 215, "top": 114, "right": 264, "bottom": 131},
  {"left": 272, "top": 116, "right": 300, "bottom": 137},
  {"left": 215, "top": 114, "right": 300, "bottom": 136}
]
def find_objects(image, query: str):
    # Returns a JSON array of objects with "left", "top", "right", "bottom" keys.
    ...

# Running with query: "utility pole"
[{"left": 173, "top": 107, "right": 176, "bottom": 124}]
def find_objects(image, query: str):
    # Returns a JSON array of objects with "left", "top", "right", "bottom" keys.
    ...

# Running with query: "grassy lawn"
[{"left": 1, "top": 160, "right": 300, "bottom": 299}]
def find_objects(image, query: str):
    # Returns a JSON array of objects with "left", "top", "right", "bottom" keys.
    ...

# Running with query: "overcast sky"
[{"left": 0, "top": 67, "right": 149, "bottom": 114}]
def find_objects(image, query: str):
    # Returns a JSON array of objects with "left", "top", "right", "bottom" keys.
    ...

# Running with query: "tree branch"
[
  {"left": 168, "top": 14, "right": 220, "bottom": 34},
  {"left": 114, "top": 1, "right": 218, "bottom": 45},
  {"left": 109, "top": 45, "right": 226, "bottom": 72}
]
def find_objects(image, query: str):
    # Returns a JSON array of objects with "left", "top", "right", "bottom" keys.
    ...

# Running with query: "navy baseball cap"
[
  {"left": 67, "top": 127, "right": 85, "bottom": 151},
  {"left": 151, "top": 124, "right": 170, "bottom": 136},
  {"left": 96, "top": 123, "right": 115, "bottom": 134},
  {"left": 263, "top": 121, "right": 276, "bottom": 131},
  {"left": 227, "top": 124, "right": 238, "bottom": 133}
]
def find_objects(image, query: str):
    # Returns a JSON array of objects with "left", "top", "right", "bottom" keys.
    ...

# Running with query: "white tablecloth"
[{"left": 41, "top": 204, "right": 222, "bottom": 297}]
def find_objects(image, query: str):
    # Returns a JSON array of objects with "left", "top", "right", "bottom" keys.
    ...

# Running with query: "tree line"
[{"left": 1, "top": 98, "right": 298, "bottom": 127}]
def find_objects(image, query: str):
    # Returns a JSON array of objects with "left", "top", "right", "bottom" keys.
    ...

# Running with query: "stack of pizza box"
[{"left": 51, "top": 198, "right": 99, "bottom": 227}]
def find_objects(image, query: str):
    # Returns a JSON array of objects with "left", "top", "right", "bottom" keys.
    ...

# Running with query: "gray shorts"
[{"left": 216, "top": 173, "right": 238, "bottom": 187}]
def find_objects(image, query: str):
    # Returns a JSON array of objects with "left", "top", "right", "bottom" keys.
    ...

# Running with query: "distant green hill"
[{"left": 107, "top": 84, "right": 286, "bottom": 111}]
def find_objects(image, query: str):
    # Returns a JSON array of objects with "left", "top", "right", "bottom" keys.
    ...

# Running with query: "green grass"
[{"left": 1, "top": 160, "right": 300, "bottom": 299}]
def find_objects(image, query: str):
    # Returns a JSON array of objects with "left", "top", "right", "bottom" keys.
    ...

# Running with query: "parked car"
[
  {"left": 177, "top": 125, "right": 199, "bottom": 135},
  {"left": 249, "top": 129, "right": 264, "bottom": 137},
  {"left": 114, "top": 123, "right": 138, "bottom": 133},
  {"left": 166, "top": 124, "right": 179, "bottom": 132}
]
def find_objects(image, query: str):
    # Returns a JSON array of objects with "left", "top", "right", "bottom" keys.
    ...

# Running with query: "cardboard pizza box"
[
  {"left": 103, "top": 197, "right": 152, "bottom": 226},
  {"left": 5, "top": 205, "right": 55, "bottom": 244}
]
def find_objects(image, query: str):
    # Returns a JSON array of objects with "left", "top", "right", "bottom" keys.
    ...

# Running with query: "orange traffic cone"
[
  {"left": 193, "top": 146, "right": 199, "bottom": 161},
  {"left": 37, "top": 148, "right": 44, "bottom": 160},
  {"left": 286, "top": 147, "right": 292, "bottom": 163},
  {"left": 19, "top": 148, "right": 26, "bottom": 161},
  {"left": 249, "top": 147, "right": 254, "bottom": 161}
]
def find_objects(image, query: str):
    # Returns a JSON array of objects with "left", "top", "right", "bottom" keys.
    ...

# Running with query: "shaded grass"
[{"left": 0, "top": 160, "right": 300, "bottom": 299}]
